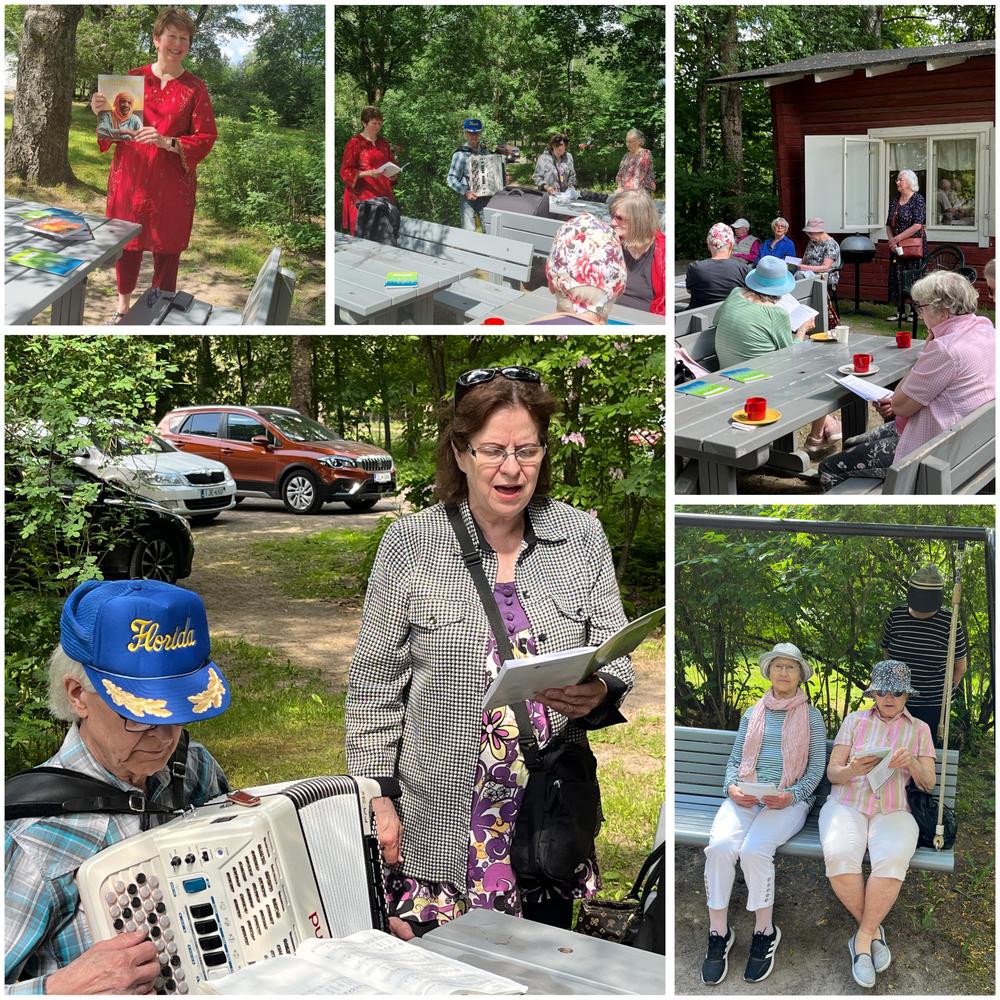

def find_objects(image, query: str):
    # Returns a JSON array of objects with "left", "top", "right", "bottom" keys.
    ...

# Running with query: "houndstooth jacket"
[{"left": 344, "top": 497, "right": 634, "bottom": 889}]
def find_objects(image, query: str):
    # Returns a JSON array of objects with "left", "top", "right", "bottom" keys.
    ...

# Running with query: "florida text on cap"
[{"left": 60, "top": 579, "right": 231, "bottom": 725}]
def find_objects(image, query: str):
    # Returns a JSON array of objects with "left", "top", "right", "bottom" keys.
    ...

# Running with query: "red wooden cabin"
[{"left": 712, "top": 41, "right": 995, "bottom": 305}]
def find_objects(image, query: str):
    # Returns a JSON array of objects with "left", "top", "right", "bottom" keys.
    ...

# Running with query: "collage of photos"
[{"left": 0, "top": 2, "right": 994, "bottom": 999}]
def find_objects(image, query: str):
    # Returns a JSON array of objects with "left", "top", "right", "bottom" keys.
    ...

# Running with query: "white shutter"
[{"left": 805, "top": 135, "right": 883, "bottom": 233}]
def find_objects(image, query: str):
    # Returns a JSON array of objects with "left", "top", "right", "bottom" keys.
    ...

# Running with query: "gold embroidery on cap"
[
  {"left": 188, "top": 667, "right": 226, "bottom": 714},
  {"left": 102, "top": 679, "right": 172, "bottom": 718},
  {"left": 127, "top": 618, "right": 197, "bottom": 653}
]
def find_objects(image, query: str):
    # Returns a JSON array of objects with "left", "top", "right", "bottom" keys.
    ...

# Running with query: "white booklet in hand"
[
  {"left": 776, "top": 293, "right": 818, "bottom": 331},
  {"left": 376, "top": 161, "right": 408, "bottom": 177},
  {"left": 483, "top": 606, "right": 665, "bottom": 710},
  {"left": 201, "top": 929, "right": 528, "bottom": 995},
  {"left": 738, "top": 782, "right": 779, "bottom": 798}
]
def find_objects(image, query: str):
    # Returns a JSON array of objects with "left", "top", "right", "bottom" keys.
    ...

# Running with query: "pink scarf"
[{"left": 738, "top": 688, "right": 811, "bottom": 790}]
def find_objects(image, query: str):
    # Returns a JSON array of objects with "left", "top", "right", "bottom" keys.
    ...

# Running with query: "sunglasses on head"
[
  {"left": 875, "top": 690, "right": 905, "bottom": 699},
  {"left": 454, "top": 367, "right": 541, "bottom": 407}
]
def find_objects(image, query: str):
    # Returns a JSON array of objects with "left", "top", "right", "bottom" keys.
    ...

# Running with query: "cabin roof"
[{"left": 709, "top": 39, "right": 995, "bottom": 87}]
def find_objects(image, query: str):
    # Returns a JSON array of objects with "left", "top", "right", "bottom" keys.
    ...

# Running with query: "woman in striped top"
[
  {"left": 819, "top": 660, "right": 936, "bottom": 989},
  {"left": 701, "top": 643, "right": 826, "bottom": 986}
]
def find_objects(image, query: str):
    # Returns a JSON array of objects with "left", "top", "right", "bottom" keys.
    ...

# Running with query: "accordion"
[{"left": 77, "top": 775, "right": 388, "bottom": 995}]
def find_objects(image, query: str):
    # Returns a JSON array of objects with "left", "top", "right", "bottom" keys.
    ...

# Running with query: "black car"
[{"left": 6, "top": 465, "right": 194, "bottom": 584}]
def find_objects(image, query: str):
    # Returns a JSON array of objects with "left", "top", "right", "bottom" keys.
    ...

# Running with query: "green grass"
[
  {"left": 249, "top": 527, "right": 372, "bottom": 600},
  {"left": 4, "top": 102, "right": 324, "bottom": 323}
]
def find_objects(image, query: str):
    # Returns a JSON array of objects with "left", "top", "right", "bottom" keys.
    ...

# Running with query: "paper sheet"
[
  {"left": 826, "top": 373, "right": 893, "bottom": 402},
  {"left": 738, "top": 782, "right": 779, "bottom": 798},
  {"left": 776, "top": 293, "right": 818, "bottom": 331},
  {"left": 866, "top": 755, "right": 893, "bottom": 792}
]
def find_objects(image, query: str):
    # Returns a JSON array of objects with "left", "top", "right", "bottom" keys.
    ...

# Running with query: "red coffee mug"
[
  {"left": 895, "top": 330, "right": 912, "bottom": 348},
  {"left": 853, "top": 354, "right": 872, "bottom": 373},
  {"left": 482, "top": 317, "right": 506, "bottom": 325},
  {"left": 745, "top": 397, "right": 767, "bottom": 421}
]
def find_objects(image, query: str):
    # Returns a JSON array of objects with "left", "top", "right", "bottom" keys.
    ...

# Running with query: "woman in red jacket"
[
  {"left": 339, "top": 107, "right": 398, "bottom": 235},
  {"left": 90, "top": 7, "right": 217, "bottom": 323},
  {"left": 608, "top": 189, "right": 665, "bottom": 316}
]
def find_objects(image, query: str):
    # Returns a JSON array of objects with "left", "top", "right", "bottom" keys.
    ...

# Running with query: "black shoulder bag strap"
[{"left": 445, "top": 503, "right": 542, "bottom": 772}]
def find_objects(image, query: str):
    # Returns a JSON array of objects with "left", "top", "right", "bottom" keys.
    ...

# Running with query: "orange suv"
[{"left": 157, "top": 406, "right": 396, "bottom": 514}]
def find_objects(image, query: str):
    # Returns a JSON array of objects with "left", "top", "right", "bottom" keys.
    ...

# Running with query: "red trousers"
[{"left": 116, "top": 250, "right": 181, "bottom": 295}]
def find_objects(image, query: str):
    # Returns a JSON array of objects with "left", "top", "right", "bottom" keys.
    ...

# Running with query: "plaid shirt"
[
  {"left": 345, "top": 498, "right": 634, "bottom": 889},
  {"left": 5, "top": 725, "right": 229, "bottom": 993}
]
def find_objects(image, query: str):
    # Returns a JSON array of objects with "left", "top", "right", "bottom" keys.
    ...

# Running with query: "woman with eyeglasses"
[
  {"left": 819, "top": 660, "right": 936, "bottom": 988},
  {"left": 532, "top": 133, "right": 576, "bottom": 195},
  {"left": 818, "top": 269, "right": 995, "bottom": 490},
  {"left": 607, "top": 189, "right": 665, "bottom": 315},
  {"left": 345, "top": 367, "right": 634, "bottom": 940}
]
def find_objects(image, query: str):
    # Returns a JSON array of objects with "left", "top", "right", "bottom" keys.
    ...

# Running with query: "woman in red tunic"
[
  {"left": 339, "top": 107, "right": 398, "bottom": 235},
  {"left": 91, "top": 8, "right": 217, "bottom": 322}
]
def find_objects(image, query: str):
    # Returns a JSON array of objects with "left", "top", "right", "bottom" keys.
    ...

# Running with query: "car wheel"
[
  {"left": 345, "top": 496, "right": 379, "bottom": 512},
  {"left": 128, "top": 531, "right": 179, "bottom": 583},
  {"left": 281, "top": 470, "right": 324, "bottom": 514},
  {"left": 190, "top": 512, "right": 221, "bottom": 524}
]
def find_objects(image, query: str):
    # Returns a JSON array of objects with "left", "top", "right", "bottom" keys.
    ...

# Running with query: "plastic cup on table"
[
  {"left": 745, "top": 397, "right": 767, "bottom": 421},
  {"left": 836, "top": 324, "right": 850, "bottom": 346},
  {"left": 895, "top": 330, "right": 912, "bottom": 348},
  {"left": 853, "top": 353, "right": 873, "bottom": 373},
  {"left": 482, "top": 317, "right": 505, "bottom": 325}
]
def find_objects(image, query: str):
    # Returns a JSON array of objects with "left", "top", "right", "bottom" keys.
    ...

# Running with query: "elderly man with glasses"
[{"left": 5, "top": 580, "right": 231, "bottom": 994}]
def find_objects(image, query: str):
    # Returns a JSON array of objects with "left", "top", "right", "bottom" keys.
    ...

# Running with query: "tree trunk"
[
  {"left": 6, "top": 6, "right": 84, "bottom": 185},
  {"left": 421, "top": 337, "right": 450, "bottom": 436},
  {"left": 289, "top": 336, "right": 314, "bottom": 417},
  {"left": 718, "top": 7, "right": 743, "bottom": 212},
  {"left": 375, "top": 341, "right": 391, "bottom": 451},
  {"left": 562, "top": 368, "right": 583, "bottom": 487},
  {"left": 196, "top": 336, "right": 214, "bottom": 403},
  {"left": 331, "top": 340, "right": 346, "bottom": 436}
]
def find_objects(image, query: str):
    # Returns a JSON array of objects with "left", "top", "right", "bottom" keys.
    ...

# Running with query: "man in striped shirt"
[{"left": 880, "top": 564, "right": 967, "bottom": 747}]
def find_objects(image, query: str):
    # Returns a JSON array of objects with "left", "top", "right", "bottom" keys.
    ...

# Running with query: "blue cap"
[
  {"left": 60, "top": 580, "right": 231, "bottom": 726},
  {"left": 744, "top": 255, "right": 796, "bottom": 296},
  {"left": 462, "top": 118, "right": 483, "bottom": 133}
]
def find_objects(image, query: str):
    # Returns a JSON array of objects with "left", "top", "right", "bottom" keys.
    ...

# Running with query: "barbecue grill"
[{"left": 839, "top": 234, "right": 878, "bottom": 313}]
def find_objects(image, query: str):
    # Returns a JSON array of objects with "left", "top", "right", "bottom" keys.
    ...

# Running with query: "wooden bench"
[
  {"left": 122, "top": 248, "right": 295, "bottom": 326},
  {"left": 675, "top": 726, "right": 958, "bottom": 873},
  {"left": 675, "top": 273, "right": 829, "bottom": 371},
  {"left": 396, "top": 216, "right": 534, "bottom": 323},
  {"left": 482, "top": 207, "right": 564, "bottom": 258},
  {"left": 827, "top": 401, "right": 996, "bottom": 496}
]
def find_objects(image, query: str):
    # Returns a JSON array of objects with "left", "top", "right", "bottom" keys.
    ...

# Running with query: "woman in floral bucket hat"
[
  {"left": 819, "top": 660, "right": 936, "bottom": 989},
  {"left": 529, "top": 213, "right": 627, "bottom": 325},
  {"left": 701, "top": 643, "right": 826, "bottom": 986}
]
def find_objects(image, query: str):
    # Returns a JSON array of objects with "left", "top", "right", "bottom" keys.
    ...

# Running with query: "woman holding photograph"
[
  {"left": 819, "top": 660, "right": 936, "bottom": 988},
  {"left": 701, "top": 643, "right": 826, "bottom": 986},
  {"left": 90, "top": 7, "right": 217, "bottom": 323}
]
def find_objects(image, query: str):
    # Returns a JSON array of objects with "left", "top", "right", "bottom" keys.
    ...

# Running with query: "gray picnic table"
[
  {"left": 466, "top": 284, "right": 663, "bottom": 326},
  {"left": 548, "top": 196, "right": 666, "bottom": 225},
  {"left": 675, "top": 332, "right": 924, "bottom": 494},
  {"left": 334, "top": 231, "right": 477, "bottom": 324},
  {"left": 5, "top": 197, "right": 142, "bottom": 326}
]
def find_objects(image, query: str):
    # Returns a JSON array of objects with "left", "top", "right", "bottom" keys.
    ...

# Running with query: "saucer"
[{"left": 732, "top": 407, "right": 781, "bottom": 426}]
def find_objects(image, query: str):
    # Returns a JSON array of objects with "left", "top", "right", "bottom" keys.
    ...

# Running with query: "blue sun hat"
[
  {"left": 462, "top": 118, "right": 483, "bottom": 133},
  {"left": 863, "top": 659, "right": 920, "bottom": 698},
  {"left": 60, "top": 579, "right": 231, "bottom": 725},
  {"left": 745, "top": 254, "right": 796, "bottom": 296}
]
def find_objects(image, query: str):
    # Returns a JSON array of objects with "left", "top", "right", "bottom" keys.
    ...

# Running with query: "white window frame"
[{"left": 869, "top": 121, "right": 994, "bottom": 248}]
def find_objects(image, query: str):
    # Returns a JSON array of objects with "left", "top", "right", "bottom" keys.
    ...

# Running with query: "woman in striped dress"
[
  {"left": 819, "top": 660, "right": 936, "bottom": 989},
  {"left": 701, "top": 643, "right": 827, "bottom": 986}
]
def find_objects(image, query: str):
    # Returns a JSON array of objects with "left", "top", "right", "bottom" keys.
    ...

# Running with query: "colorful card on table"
[
  {"left": 21, "top": 216, "right": 93, "bottom": 242},
  {"left": 7, "top": 249, "right": 84, "bottom": 276},
  {"left": 719, "top": 366, "right": 772, "bottom": 384},
  {"left": 675, "top": 380, "right": 733, "bottom": 398},
  {"left": 384, "top": 271, "right": 418, "bottom": 287}
]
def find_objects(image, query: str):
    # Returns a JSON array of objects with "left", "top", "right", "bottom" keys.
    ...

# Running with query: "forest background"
[{"left": 675, "top": 4, "right": 996, "bottom": 258}]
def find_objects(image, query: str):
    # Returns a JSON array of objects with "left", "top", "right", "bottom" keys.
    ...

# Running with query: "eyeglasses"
[
  {"left": 117, "top": 712, "right": 157, "bottom": 733},
  {"left": 875, "top": 690, "right": 906, "bottom": 699},
  {"left": 466, "top": 443, "right": 546, "bottom": 467},
  {"left": 912, "top": 301, "right": 928, "bottom": 311},
  {"left": 454, "top": 367, "right": 541, "bottom": 407},
  {"left": 611, "top": 213, "right": 627, "bottom": 224}
]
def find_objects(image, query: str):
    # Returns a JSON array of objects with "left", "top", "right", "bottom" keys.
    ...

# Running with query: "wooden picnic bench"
[
  {"left": 826, "top": 401, "right": 996, "bottom": 496},
  {"left": 121, "top": 247, "right": 295, "bottom": 326},
  {"left": 675, "top": 726, "right": 958, "bottom": 873},
  {"left": 396, "top": 215, "right": 534, "bottom": 323}
]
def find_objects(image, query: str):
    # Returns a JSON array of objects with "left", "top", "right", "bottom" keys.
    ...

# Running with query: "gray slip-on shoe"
[
  {"left": 849, "top": 934, "right": 876, "bottom": 989},
  {"left": 871, "top": 924, "right": 891, "bottom": 973}
]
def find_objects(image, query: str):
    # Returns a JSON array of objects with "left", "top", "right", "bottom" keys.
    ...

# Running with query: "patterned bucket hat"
[
  {"left": 60, "top": 579, "right": 231, "bottom": 725},
  {"left": 545, "top": 213, "right": 627, "bottom": 314},
  {"left": 863, "top": 659, "right": 920, "bottom": 698},
  {"left": 706, "top": 222, "right": 735, "bottom": 253}
]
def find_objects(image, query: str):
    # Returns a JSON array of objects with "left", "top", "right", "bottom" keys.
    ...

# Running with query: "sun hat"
[
  {"left": 731, "top": 217, "right": 750, "bottom": 231},
  {"left": 462, "top": 118, "right": 483, "bottom": 133},
  {"left": 745, "top": 255, "right": 796, "bottom": 296},
  {"left": 864, "top": 659, "right": 919, "bottom": 698},
  {"left": 545, "top": 213, "right": 626, "bottom": 315},
  {"left": 907, "top": 564, "right": 945, "bottom": 613},
  {"left": 60, "top": 579, "right": 231, "bottom": 725},
  {"left": 802, "top": 217, "right": 828, "bottom": 234},
  {"left": 759, "top": 642, "right": 813, "bottom": 682},
  {"left": 706, "top": 222, "right": 735, "bottom": 253}
]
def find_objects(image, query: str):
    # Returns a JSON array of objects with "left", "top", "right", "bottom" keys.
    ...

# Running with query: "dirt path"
[{"left": 181, "top": 500, "right": 664, "bottom": 717}]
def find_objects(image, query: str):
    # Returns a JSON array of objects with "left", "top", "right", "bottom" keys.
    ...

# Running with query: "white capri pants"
[
  {"left": 818, "top": 799, "right": 919, "bottom": 881},
  {"left": 703, "top": 797, "right": 810, "bottom": 911}
]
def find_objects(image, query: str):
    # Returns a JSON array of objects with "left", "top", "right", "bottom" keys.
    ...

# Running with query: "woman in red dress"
[
  {"left": 91, "top": 8, "right": 217, "bottom": 322},
  {"left": 339, "top": 107, "right": 398, "bottom": 235}
]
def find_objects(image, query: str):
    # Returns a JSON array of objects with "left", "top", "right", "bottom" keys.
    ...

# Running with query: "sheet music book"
[{"left": 826, "top": 373, "right": 893, "bottom": 402}]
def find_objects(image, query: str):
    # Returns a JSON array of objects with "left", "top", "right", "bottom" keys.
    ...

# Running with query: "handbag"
[
  {"left": 444, "top": 503, "right": 602, "bottom": 885},
  {"left": 889, "top": 202, "right": 924, "bottom": 259},
  {"left": 907, "top": 782, "right": 957, "bottom": 849}
]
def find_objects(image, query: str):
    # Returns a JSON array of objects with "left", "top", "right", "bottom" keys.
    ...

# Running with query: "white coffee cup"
[{"left": 837, "top": 324, "right": 850, "bottom": 346}]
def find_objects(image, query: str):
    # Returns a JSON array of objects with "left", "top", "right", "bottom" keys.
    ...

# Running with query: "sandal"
[
  {"left": 804, "top": 434, "right": 829, "bottom": 456},
  {"left": 109, "top": 310, "right": 126, "bottom": 325}
]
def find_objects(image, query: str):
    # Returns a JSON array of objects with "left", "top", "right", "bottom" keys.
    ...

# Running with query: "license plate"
[
  {"left": 200, "top": 486, "right": 226, "bottom": 498},
  {"left": 374, "top": 471, "right": 391, "bottom": 484}
]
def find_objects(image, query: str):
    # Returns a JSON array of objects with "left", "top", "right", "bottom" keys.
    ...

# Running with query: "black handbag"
[
  {"left": 445, "top": 503, "right": 602, "bottom": 885},
  {"left": 907, "top": 782, "right": 957, "bottom": 849}
]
